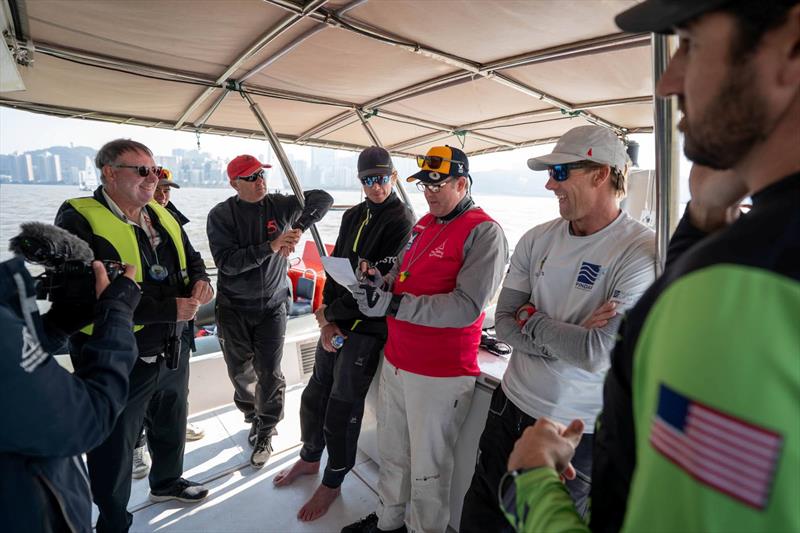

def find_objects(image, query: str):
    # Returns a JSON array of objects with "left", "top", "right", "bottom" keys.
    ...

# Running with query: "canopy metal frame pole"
[
  {"left": 356, "top": 109, "right": 416, "bottom": 219},
  {"left": 242, "top": 91, "right": 327, "bottom": 258},
  {"left": 652, "top": 33, "right": 680, "bottom": 274},
  {"left": 174, "top": 0, "right": 330, "bottom": 129}
]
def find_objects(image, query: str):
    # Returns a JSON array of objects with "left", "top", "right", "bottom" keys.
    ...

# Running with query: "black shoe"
[
  {"left": 342, "top": 513, "right": 379, "bottom": 533},
  {"left": 250, "top": 435, "right": 272, "bottom": 469},
  {"left": 149, "top": 478, "right": 209, "bottom": 503},
  {"left": 342, "top": 513, "right": 406, "bottom": 533},
  {"left": 247, "top": 420, "right": 258, "bottom": 447}
]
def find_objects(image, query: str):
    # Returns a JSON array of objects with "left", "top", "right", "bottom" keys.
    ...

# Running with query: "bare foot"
[
  {"left": 297, "top": 484, "right": 341, "bottom": 522},
  {"left": 273, "top": 459, "right": 319, "bottom": 487}
]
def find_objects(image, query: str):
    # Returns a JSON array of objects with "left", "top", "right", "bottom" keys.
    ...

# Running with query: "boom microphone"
[
  {"left": 9, "top": 222, "right": 123, "bottom": 305},
  {"left": 9, "top": 222, "right": 95, "bottom": 265}
]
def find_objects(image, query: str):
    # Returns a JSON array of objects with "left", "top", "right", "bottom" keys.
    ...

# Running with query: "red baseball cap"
[{"left": 226, "top": 154, "right": 272, "bottom": 180}]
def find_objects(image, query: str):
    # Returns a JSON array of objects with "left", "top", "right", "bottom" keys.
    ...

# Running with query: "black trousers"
[
  {"left": 298, "top": 331, "right": 383, "bottom": 488},
  {"left": 70, "top": 325, "right": 191, "bottom": 533},
  {"left": 216, "top": 303, "right": 287, "bottom": 437},
  {"left": 460, "top": 387, "right": 593, "bottom": 533},
  {"left": 135, "top": 324, "right": 194, "bottom": 449}
]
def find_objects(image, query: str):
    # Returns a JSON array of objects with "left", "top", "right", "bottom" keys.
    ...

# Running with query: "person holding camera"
[
  {"left": 54, "top": 139, "right": 213, "bottom": 533},
  {"left": 0, "top": 253, "right": 140, "bottom": 533},
  {"left": 207, "top": 154, "right": 332, "bottom": 470}
]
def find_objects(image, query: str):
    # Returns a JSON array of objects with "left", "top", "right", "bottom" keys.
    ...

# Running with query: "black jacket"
[
  {"left": 0, "top": 257, "right": 141, "bottom": 533},
  {"left": 207, "top": 190, "right": 333, "bottom": 311},
  {"left": 54, "top": 187, "right": 209, "bottom": 357},
  {"left": 323, "top": 191, "right": 414, "bottom": 338}
]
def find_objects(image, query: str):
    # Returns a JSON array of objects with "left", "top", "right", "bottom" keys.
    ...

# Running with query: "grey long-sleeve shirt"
[{"left": 497, "top": 212, "right": 655, "bottom": 429}]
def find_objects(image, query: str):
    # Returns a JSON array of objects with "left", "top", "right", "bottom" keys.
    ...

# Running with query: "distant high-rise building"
[{"left": 15, "top": 154, "right": 33, "bottom": 182}]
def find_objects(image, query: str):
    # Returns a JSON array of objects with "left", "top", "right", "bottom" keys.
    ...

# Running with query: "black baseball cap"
[
  {"left": 358, "top": 146, "right": 394, "bottom": 178},
  {"left": 616, "top": 0, "right": 733, "bottom": 34}
]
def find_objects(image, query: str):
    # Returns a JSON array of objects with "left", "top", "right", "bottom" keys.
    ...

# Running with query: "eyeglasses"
[
  {"left": 416, "top": 155, "right": 460, "bottom": 170},
  {"left": 112, "top": 164, "right": 162, "bottom": 177},
  {"left": 547, "top": 162, "right": 592, "bottom": 182},
  {"left": 238, "top": 169, "right": 265, "bottom": 182},
  {"left": 359, "top": 175, "right": 392, "bottom": 187},
  {"left": 415, "top": 179, "right": 453, "bottom": 193}
]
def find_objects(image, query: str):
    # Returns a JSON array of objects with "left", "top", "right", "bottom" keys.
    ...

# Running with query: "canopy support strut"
[
  {"left": 243, "top": 91, "right": 328, "bottom": 258},
  {"left": 652, "top": 33, "right": 680, "bottom": 275}
]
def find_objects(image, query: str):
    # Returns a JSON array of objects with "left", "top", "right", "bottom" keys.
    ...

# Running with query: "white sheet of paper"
[{"left": 321, "top": 256, "right": 359, "bottom": 293}]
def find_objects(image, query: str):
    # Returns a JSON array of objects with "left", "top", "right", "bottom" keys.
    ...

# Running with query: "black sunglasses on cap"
[
  {"left": 112, "top": 164, "right": 162, "bottom": 177},
  {"left": 416, "top": 155, "right": 460, "bottom": 170},
  {"left": 238, "top": 169, "right": 266, "bottom": 182}
]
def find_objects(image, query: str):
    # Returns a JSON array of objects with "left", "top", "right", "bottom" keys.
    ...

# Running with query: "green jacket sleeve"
[{"left": 504, "top": 468, "right": 589, "bottom": 533}]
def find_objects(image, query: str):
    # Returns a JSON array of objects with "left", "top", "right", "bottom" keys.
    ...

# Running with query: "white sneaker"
[
  {"left": 185, "top": 422, "right": 205, "bottom": 441},
  {"left": 132, "top": 445, "right": 151, "bottom": 479}
]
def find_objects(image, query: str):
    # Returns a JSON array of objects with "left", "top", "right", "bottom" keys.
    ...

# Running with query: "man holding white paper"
[{"left": 273, "top": 147, "right": 414, "bottom": 522}]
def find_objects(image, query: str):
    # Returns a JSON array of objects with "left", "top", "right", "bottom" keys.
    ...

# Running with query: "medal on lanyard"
[
  {"left": 149, "top": 264, "right": 168, "bottom": 281},
  {"left": 399, "top": 271, "right": 409, "bottom": 282}
]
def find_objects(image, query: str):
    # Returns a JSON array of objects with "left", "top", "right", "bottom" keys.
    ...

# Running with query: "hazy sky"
[{"left": 0, "top": 107, "right": 662, "bottom": 173}]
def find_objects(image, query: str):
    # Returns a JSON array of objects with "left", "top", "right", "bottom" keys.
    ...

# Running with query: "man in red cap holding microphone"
[{"left": 207, "top": 154, "right": 332, "bottom": 469}]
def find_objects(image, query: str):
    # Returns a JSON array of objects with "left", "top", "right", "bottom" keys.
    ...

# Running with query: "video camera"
[{"left": 9, "top": 222, "right": 124, "bottom": 305}]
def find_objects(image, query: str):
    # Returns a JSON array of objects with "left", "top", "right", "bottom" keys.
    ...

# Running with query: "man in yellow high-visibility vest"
[{"left": 55, "top": 139, "right": 213, "bottom": 533}]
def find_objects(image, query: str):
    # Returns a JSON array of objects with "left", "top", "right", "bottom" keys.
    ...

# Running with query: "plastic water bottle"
[{"left": 331, "top": 335, "right": 345, "bottom": 349}]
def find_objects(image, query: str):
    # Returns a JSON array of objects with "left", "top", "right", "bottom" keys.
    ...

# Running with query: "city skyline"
[{"left": 0, "top": 107, "right": 687, "bottom": 199}]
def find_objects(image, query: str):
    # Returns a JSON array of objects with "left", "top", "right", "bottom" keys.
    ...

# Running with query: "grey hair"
[{"left": 95, "top": 139, "right": 153, "bottom": 170}]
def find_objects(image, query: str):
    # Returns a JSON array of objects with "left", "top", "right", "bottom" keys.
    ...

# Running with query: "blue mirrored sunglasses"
[
  {"left": 547, "top": 162, "right": 591, "bottom": 182},
  {"left": 360, "top": 175, "right": 392, "bottom": 187}
]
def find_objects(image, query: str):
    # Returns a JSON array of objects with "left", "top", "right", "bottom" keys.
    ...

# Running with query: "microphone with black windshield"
[{"left": 9, "top": 222, "right": 124, "bottom": 304}]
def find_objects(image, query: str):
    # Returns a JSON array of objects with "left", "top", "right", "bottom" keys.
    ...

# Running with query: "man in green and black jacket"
[
  {"left": 272, "top": 147, "right": 414, "bottom": 523},
  {"left": 500, "top": 1, "right": 800, "bottom": 532}
]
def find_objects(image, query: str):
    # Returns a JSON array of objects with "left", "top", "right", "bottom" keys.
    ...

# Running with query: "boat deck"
[{"left": 119, "top": 385, "right": 381, "bottom": 532}]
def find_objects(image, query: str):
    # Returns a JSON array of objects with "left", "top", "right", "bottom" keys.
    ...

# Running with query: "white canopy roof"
[{"left": 0, "top": 0, "right": 653, "bottom": 156}]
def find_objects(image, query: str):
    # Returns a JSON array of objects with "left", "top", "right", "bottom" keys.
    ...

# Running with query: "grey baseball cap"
[
  {"left": 615, "top": 0, "right": 733, "bottom": 34},
  {"left": 527, "top": 126, "right": 629, "bottom": 172}
]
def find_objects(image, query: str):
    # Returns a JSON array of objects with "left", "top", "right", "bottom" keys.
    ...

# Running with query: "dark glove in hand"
[{"left": 352, "top": 283, "right": 393, "bottom": 317}]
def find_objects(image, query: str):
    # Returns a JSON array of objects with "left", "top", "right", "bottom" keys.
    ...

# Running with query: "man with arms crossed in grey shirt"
[{"left": 460, "top": 125, "right": 656, "bottom": 532}]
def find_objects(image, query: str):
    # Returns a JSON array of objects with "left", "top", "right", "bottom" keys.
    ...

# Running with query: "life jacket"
[
  {"left": 66, "top": 197, "right": 188, "bottom": 335},
  {"left": 385, "top": 208, "right": 494, "bottom": 377}
]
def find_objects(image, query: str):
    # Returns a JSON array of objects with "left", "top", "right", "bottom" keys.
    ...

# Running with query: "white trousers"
[{"left": 376, "top": 358, "right": 476, "bottom": 533}]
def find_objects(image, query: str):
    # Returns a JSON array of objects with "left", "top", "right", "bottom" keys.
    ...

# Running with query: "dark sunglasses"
[
  {"left": 416, "top": 155, "right": 460, "bottom": 170},
  {"left": 547, "top": 162, "right": 592, "bottom": 182},
  {"left": 359, "top": 175, "right": 392, "bottom": 187},
  {"left": 113, "top": 164, "right": 162, "bottom": 177},
  {"left": 238, "top": 169, "right": 265, "bottom": 182}
]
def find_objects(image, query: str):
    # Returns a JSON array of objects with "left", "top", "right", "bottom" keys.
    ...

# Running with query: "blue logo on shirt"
[{"left": 575, "top": 262, "right": 601, "bottom": 290}]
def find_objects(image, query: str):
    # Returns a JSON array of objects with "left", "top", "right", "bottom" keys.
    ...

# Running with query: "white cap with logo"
[{"left": 527, "top": 125, "right": 629, "bottom": 173}]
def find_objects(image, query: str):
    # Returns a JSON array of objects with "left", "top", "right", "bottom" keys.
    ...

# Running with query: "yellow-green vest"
[{"left": 66, "top": 197, "right": 189, "bottom": 335}]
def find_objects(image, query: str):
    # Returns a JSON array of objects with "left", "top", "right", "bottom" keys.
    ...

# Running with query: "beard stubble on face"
[{"left": 680, "top": 58, "right": 770, "bottom": 170}]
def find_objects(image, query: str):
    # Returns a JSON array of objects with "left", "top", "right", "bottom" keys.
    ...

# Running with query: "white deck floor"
[{"left": 107, "top": 385, "right": 381, "bottom": 532}]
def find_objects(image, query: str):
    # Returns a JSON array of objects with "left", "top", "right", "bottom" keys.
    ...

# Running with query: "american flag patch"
[{"left": 649, "top": 384, "right": 783, "bottom": 510}]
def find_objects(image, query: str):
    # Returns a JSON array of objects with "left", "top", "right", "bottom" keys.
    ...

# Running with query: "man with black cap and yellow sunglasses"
[
  {"left": 343, "top": 145, "right": 508, "bottom": 533},
  {"left": 501, "top": 0, "right": 800, "bottom": 532}
]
